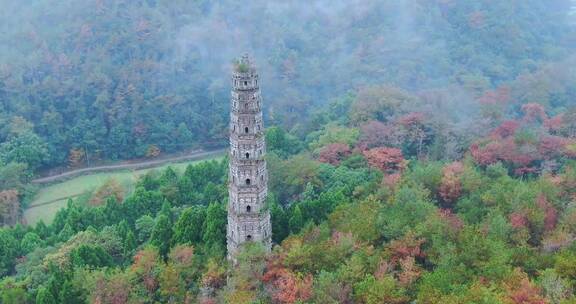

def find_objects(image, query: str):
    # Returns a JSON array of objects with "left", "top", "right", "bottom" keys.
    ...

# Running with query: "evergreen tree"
[
  {"left": 160, "top": 200, "right": 173, "bottom": 223},
  {"left": 1, "top": 286, "right": 27, "bottom": 304},
  {"left": 59, "top": 280, "right": 82, "bottom": 304},
  {"left": 116, "top": 219, "right": 130, "bottom": 241},
  {"left": 36, "top": 287, "right": 57, "bottom": 304},
  {"left": 58, "top": 223, "right": 74, "bottom": 242},
  {"left": 150, "top": 214, "right": 173, "bottom": 257},
  {"left": 124, "top": 230, "right": 137, "bottom": 257},
  {"left": 0, "top": 229, "right": 18, "bottom": 276},
  {"left": 20, "top": 232, "right": 42, "bottom": 254},
  {"left": 270, "top": 201, "right": 289, "bottom": 244},
  {"left": 135, "top": 215, "right": 155, "bottom": 243},
  {"left": 202, "top": 203, "right": 227, "bottom": 248},
  {"left": 172, "top": 206, "right": 206, "bottom": 245},
  {"left": 34, "top": 220, "right": 49, "bottom": 239},
  {"left": 289, "top": 205, "right": 304, "bottom": 234},
  {"left": 71, "top": 244, "right": 113, "bottom": 268}
]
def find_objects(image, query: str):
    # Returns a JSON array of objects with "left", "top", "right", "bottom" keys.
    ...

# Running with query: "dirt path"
[
  {"left": 27, "top": 192, "right": 89, "bottom": 208},
  {"left": 32, "top": 148, "right": 227, "bottom": 184}
]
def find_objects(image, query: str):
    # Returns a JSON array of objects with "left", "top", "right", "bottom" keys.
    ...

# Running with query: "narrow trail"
[
  {"left": 32, "top": 148, "right": 227, "bottom": 185},
  {"left": 27, "top": 192, "right": 88, "bottom": 209}
]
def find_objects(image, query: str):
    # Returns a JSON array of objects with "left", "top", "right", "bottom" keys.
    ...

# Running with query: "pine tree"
[
  {"left": 202, "top": 203, "right": 226, "bottom": 247},
  {"left": 160, "top": 200, "right": 173, "bottom": 223},
  {"left": 270, "top": 201, "right": 289, "bottom": 243},
  {"left": 116, "top": 219, "right": 130, "bottom": 240},
  {"left": 58, "top": 223, "right": 74, "bottom": 242},
  {"left": 172, "top": 206, "right": 206, "bottom": 245},
  {"left": 124, "top": 230, "right": 137, "bottom": 257},
  {"left": 36, "top": 287, "right": 57, "bottom": 304},
  {"left": 59, "top": 280, "right": 81, "bottom": 304},
  {"left": 289, "top": 205, "right": 304, "bottom": 233},
  {"left": 150, "top": 214, "right": 173, "bottom": 257}
]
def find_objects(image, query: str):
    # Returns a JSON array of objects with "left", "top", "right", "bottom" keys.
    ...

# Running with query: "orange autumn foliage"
[
  {"left": 439, "top": 162, "right": 464, "bottom": 204},
  {"left": 262, "top": 259, "right": 313, "bottom": 304},
  {"left": 363, "top": 147, "right": 405, "bottom": 173}
]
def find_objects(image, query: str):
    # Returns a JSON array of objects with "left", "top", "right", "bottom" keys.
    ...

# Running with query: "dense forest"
[{"left": 1, "top": 0, "right": 576, "bottom": 303}]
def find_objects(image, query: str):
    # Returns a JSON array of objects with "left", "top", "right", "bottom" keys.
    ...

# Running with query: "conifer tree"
[
  {"left": 36, "top": 287, "right": 57, "bottom": 304},
  {"left": 289, "top": 205, "right": 304, "bottom": 233},
  {"left": 150, "top": 214, "right": 172, "bottom": 257}
]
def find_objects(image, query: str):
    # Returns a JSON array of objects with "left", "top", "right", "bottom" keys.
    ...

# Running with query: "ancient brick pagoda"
[{"left": 227, "top": 55, "right": 272, "bottom": 258}]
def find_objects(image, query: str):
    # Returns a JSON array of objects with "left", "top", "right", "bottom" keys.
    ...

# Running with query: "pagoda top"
[{"left": 233, "top": 54, "right": 257, "bottom": 75}]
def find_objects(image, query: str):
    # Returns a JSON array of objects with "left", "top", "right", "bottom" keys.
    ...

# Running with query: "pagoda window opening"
[
  {"left": 244, "top": 81, "right": 248, "bottom": 86},
  {"left": 246, "top": 205, "right": 251, "bottom": 213},
  {"left": 246, "top": 179, "right": 251, "bottom": 185},
  {"left": 246, "top": 235, "right": 252, "bottom": 241},
  {"left": 245, "top": 153, "right": 250, "bottom": 159},
  {"left": 245, "top": 127, "right": 249, "bottom": 133}
]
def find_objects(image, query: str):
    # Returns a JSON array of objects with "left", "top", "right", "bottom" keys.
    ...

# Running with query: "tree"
[
  {"left": 357, "top": 120, "right": 403, "bottom": 150},
  {"left": 502, "top": 269, "right": 548, "bottom": 304},
  {"left": 262, "top": 259, "right": 313, "bottom": 304},
  {"left": 0, "top": 189, "right": 20, "bottom": 226},
  {"left": 36, "top": 287, "right": 57, "bottom": 304},
  {"left": 349, "top": 85, "right": 417, "bottom": 124},
  {"left": 289, "top": 206, "right": 304, "bottom": 234},
  {"left": 160, "top": 200, "right": 173, "bottom": 222},
  {"left": 312, "top": 271, "right": 352, "bottom": 304},
  {"left": 202, "top": 203, "right": 227, "bottom": 249},
  {"left": 58, "top": 223, "right": 74, "bottom": 242},
  {"left": 353, "top": 275, "right": 407, "bottom": 304},
  {"left": 439, "top": 162, "right": 464, "bottom": 205},
  {"left": 68, "top": 148, "right": 85, "bottom": 168},
  {"left": 172, "top": 206, "right": 206, "bottom": 245},
  {"left": 1, "top": 285, "right": 27, "bottom": 304},
  {"left": 59, "top": 280, "right": 83, "bottom": 304},
  {"left": 21, "top": 232, "right": 42, "bottom": 254},
  {"left": 150, "top": 214, "right": 173, "bottom": 257},
  {"left": 0, "top": 131, "right": 49, "bottom": 171},
  {"left": 89, "top": 179, "right": 124, "bottom": 207},
  {"left": 318, "top": 143, "right": 351, "bottom": 165},
  {"left": 363, "top": 147, "right": 406, "bottom": 173},
  {"left": 159, "top": 264, "right": 184, "bottom": 303},
  {"left": 0, "top": 228, "right": 18, "bottom": 276},
  {"left": 270, "top": 200, "right": 289, "bottom": 244},
  {"left": 146, "top": 144, "right": 161, "bottom": 158},
  {"left": 124, "top": 230, "right": 137, "bottom": 257},
  {"left": 0, "top": 162, "right": 29, "bottom": 192},
  {"left": 71, "top": 244, "right": 113, "bottom": 268},
  {"left": 309, "top": 123, "right": 359, "bottom": 151},
  {"left": 136, "top": 215, "right": 156, "bottom": 243},
  {"left": 265, "top": 126, "right": 302, "bottom": 157}
]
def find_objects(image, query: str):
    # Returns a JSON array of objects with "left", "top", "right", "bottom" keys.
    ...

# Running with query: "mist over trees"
[{"left": 0, "top": 0, "right": 574, "bottom": 171}]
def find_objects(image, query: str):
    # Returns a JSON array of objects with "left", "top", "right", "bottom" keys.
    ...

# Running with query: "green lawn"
[{"left": 24, "top": 157, "right": 223, "bottom": 226}]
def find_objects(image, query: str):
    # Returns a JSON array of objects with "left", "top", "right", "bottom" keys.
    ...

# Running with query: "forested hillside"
[
  {"left": 0, "top": 0, "right": 573, "bottom": 169},
  {"left": 1, "top": 0, "right": 576, "bottom": 303},
  {"left": 1, "top": 83, "right": 576, "bottom": 302}
]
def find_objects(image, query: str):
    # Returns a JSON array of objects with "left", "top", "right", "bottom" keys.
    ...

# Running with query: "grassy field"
[{"left": 24, "top": 157, "right": 223, "bottom": 226}]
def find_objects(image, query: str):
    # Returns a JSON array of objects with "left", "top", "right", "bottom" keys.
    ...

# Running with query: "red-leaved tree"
[
  {"left": 439, "top": 162, "right": 464, "bottom": 204},
  {"left": 318, "top": 143, "right": 351, "bottom": 165},
  {"left": 363, "top": 147, "right": 405, "bottom": 173}
]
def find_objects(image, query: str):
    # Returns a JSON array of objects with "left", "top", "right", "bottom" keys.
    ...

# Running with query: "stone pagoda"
[{"left": 227, "top": 54, "right": 272, "bottom": 258}]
